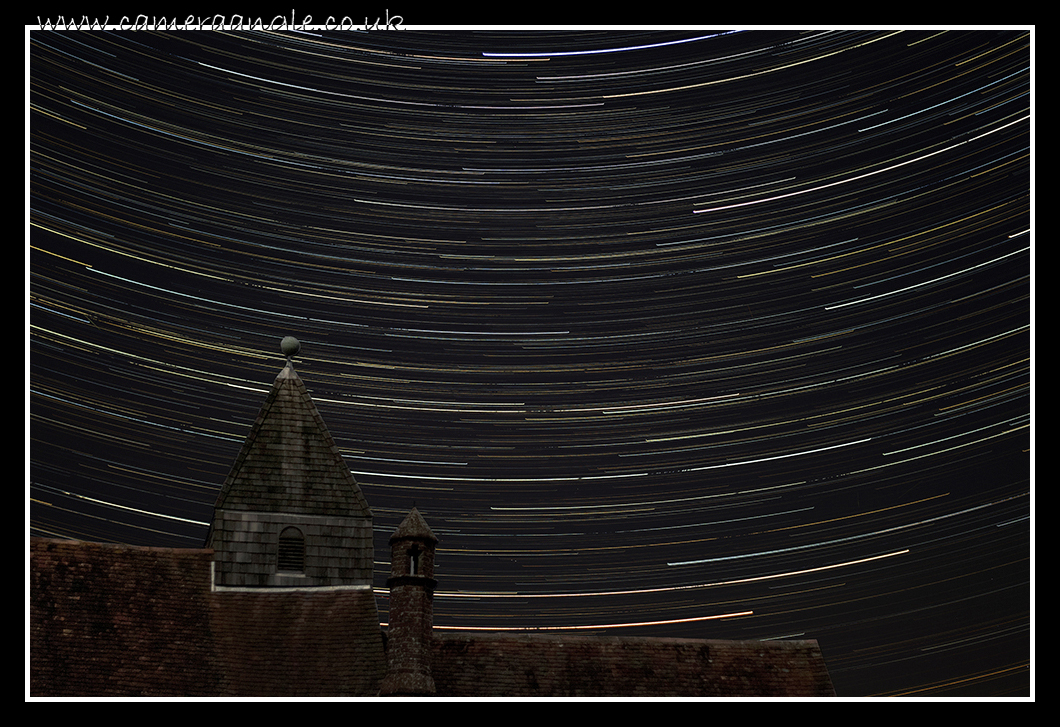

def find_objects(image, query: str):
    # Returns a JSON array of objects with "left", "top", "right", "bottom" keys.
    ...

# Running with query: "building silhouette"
[{"left": 30, "top": 349, "right": 837, "bottom": 697}]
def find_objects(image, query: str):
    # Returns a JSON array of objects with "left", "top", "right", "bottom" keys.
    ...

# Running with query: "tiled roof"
[
  {"left": 29, "top": 538, "right": 222, "bottom": 696},
  {"left": 211, "top": 588, "right": 386, "bottom": 697},
  {"left": 214, "top": 362, "right": 372, "bottom": 518},
  {"left": 430, "top": 632, "right": 837, "bottom": 697},
  {"left": 30, "top": 538, "right": 837, "bottom": 698},
  {"left": 29, "top": 538, "right": 386, "bottom": 697}
]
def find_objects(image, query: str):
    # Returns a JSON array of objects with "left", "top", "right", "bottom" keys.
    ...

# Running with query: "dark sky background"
[{"left": 28, "top": 27, "right": 1032, "bottom": 698}]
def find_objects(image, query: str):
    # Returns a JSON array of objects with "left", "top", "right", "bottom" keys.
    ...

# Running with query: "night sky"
[{"left": 28, "top": 27, "right": 1032, "bottom": 698}]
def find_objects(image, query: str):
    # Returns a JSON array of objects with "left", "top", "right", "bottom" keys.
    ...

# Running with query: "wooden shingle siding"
[{"left": 207, "top": 362, "right": 374, "bottom": 588}]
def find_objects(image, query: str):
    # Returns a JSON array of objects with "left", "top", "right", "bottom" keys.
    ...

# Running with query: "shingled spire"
[{"left": 207, "top": 338, "right": 374, "bottom": 589}]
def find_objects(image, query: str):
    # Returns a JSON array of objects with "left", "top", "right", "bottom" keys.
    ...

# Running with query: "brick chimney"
[{"left": 379, "top": 508, "right": 438, "bottom": 696}]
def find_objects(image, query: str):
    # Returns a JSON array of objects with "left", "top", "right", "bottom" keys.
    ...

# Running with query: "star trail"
[{"left": 28, "top": 27, "right": 1031, "bottom": 698}]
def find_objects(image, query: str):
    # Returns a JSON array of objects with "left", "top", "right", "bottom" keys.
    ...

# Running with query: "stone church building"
[{"left": 29, "top": 351, "right": 837, "bottom": 697}]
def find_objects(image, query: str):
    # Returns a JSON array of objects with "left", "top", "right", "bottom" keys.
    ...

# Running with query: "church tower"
[
  {"left": 379, "top": 508, "right": 438, "bottom": 696},
  {"left": 206, "top": 337, "right": 374, "bottom": 589}
]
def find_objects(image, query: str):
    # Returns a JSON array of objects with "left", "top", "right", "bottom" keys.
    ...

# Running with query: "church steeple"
[
  {"left": 207, "top": 338, "right": 373, "bottom": 589},
  {"left": 379, "top": 508, "right": 438, "bottom": 696}
]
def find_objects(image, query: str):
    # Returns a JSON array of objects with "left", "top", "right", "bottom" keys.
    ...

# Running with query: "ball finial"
[{"left": 281, "top": 336, "right": 301, "bottom": 358}]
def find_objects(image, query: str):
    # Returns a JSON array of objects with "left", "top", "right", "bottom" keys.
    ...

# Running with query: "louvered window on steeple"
[{"left": 278, "top": 526, "right": 305, "bottom": 573}]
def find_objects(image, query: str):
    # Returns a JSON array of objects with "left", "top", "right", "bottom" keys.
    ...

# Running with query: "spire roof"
[
  {"left": 389, "top": 507, "right": 437, "bottom": 545},
  {"left": 214, "top": 361, "right": 371, "bottom": 519}
]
